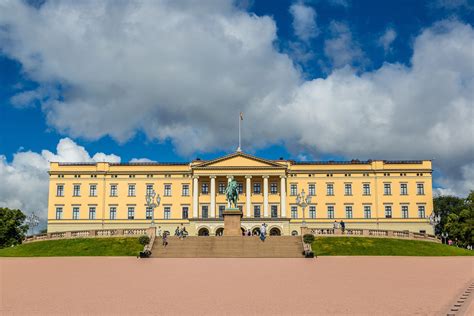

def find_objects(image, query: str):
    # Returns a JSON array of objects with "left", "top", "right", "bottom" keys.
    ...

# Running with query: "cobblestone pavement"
[{"left": 1, "top": 257, "right": 473, "bottom": 315}]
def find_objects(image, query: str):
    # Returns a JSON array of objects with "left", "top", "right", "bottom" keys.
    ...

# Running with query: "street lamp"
[
  {"left": 296, "top": 189, "right": 312, "bottom": 228},
  {"left": 145, "top": 189, "right": 161, "bottom": 227},
  {"left": 441, "top": 232, "right": 449, "bottom": 244},
  {"left": 25, "top": 212, "right": 40, "bottom": 237}
]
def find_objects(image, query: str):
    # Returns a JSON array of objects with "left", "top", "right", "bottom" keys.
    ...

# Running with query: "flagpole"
[{"left": 237, "top": 113, "right": 242, "bottom": 152}]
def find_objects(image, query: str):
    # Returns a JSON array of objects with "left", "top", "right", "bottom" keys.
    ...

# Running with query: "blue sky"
[{"left": 0, "top": 0, "right": 473, "bottom": 217}]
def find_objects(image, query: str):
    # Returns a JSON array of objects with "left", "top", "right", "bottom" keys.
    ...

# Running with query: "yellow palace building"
[{"left": 47, "top": 151, "right": 434, "bottom": 236}]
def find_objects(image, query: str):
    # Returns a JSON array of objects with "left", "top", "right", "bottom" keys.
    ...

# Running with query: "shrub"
[
  {"left": 138, "top": 235, "right": 151, "bottom": 246},
  {"left": 303, "top": 234, "right": 315, "bottom": 244}
]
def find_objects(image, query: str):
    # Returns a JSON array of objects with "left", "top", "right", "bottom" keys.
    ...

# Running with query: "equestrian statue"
[{"left": 225, "top": 176, "right": 239, "bottom": 208}]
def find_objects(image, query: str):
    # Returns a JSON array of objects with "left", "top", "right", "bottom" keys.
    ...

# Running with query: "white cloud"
[
  {"left": 0, "top": 1, "right": 472, "bottom": 197},
  {"left": 289, "top": 2, "right": 319, "bottom": 42},
  {"left": 378, "top": 28, "right": 397, "bottom": 53},
  {"left": 324, "top": 21, "right": 365, "bottom": 68},
  {"left": 0, "top": 138, "right": 120, "bottom": 228},
  {"left": 130, "top": 158, "right": 156, "bottom": 163},
  {"left": 434, "top": 0, "right": 473, "bottom": 10}
]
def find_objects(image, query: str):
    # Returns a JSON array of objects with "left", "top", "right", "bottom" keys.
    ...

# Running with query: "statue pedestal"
[{"left": 223, "top": 208, "right": 242, "bottom": 236}]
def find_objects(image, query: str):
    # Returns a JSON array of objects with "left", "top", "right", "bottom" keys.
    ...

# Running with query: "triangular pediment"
[{"left": 194, "top": 152, "right": 285, "bottom": 168}]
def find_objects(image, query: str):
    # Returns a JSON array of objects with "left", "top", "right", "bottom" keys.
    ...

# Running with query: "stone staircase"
[{"left": 151, "top": 236, "right": 303, "bottom": 258}]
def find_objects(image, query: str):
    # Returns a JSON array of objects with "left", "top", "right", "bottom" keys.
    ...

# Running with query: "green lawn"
[
  {"left": 0, "top": 237, "right": 142, "bottom": 257},
  {"left": 312, "top": 237, "right": 473, "bottom": 256}
]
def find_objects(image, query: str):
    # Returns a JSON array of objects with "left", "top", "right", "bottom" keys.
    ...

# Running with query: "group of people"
[
  {"left": 333, "top": 220, "right": 346, "bottom": 233},
  {"left": 174, "top": 225, "right": 188, "bottom": 240},
  {"left": 242, "top": 223, "right": 267, "bottom": 241}
]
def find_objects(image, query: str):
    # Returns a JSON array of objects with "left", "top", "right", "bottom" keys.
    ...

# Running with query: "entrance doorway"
[
  {"left": 215, "top": 227, "right": 224, "bottom": 236},
  {"left": 198, "top": 228, "right": 210, "bottom": 236},
  {"left": 269, "top": 227, "right": 281, "bottom": 236},
  {"left": 251, "top": 227, "right": 261, "bottom": 236}
]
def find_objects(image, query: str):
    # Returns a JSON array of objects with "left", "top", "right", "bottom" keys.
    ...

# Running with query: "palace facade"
[{"left": 47, "top": 152, "right": 434, "bottom": 235}]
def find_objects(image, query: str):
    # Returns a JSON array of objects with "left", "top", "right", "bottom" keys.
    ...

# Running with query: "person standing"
[
  {"left": 157, "top": 226, "right": 162, "bottom": 237},
  {"left": 333, "top": 220, "right": 339, "bottom": 233},
  {"left": 340, "top": 220, "right": 345, "bottom": 234},
  {"left": 162, "top": 232, "right": 168, "bottom": 247},
  {"left": 260, "top": 223, "right": 267, "bottom": 242}
]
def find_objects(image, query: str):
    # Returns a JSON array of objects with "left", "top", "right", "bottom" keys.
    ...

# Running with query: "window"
[
  {"left": 400, "top": 183, "right": 408, "bottom": 195},
  {"left": 254, "top": 205, "right": 261, "bottom": 218},
  {"left": 270, "top": 183, "right": 278, "bottom": 194},
  {"left": 253, "top": 183, "right": 261, "bottom": 194},
  {"left": 309, "top": 205, "right": 316, "bottom": 219},
  {"left": 128, "top": 207, "right": 135, "bottom": 220},
  {"left": 89, "top": 184, "right": 97, "bottom": 197},
  {"left": 327, "top": 184, "right": 334, "bottom": 196},
  {"left": 164, "top": 184, "right": 171, "bottom": 196},
  {"left": 363, "top": 183, "right": 371, "bottom": 195},
  {"left": 218, "top": 205, "right": 225, "bottom": 219},
  {"left": 327, "top": 206, "right": 334, "bottom": 219},
  {"left": 344, "top": 184, "right": 352, "bottom": 196},
  {"left": 182, "top": 184, "right": 189, "bottom": 196},
  {"left": 418, "top": 205, "right": 426, "bottom": 218},
  {"left": 146, "top": 184, "right": 154, "bottom": 196},
  {"left": 345, "top": 206, "right": 353, "bottom": 218},
  {"left": 417, "top": 183, "right": 425, "bottom": 195},
  {"left": 218, "top": 183, "right": 226, "bottom": 194},
  {"left": 385, "top": 205, "right": 392, "bottom": 218},
  {"left": 110, "top": 207, "right": 117, "bottom": 220},
  {"left": 364, "top": 206, "right": 371, "bottom": 219},
  {"left": 237, "top": 182, "right": 243, "bottom": 194},
  {"left": 384, "top": 183, "right": 391, "bottom": 195},
  {"left": 56, "top": 184, "right": 64, "bottom": 197},
  {"left": 145, "top": 207, "right": 153, "bottom": 220},
  {"left": 55, "top": 207, "right": 63, "bottom": 220},
  {"left": 308, "top": 184, "right": 316, "bottom": 196},
  {"left": 201, "top": 183, "right": 209, "bottom": 194},
  {"left": 182, "top": 206, "right": 189, "bottom": 219},
  {"left": 271, "top": 205, "right": 278, "bottom": 218},
  {"left": 73, "top": 185, "right": 80, "bottom": 197},
  {"left": 110, "top": 184, "right": 117, "bottom": 197},
  {"left": 401, "top": 205, "right": 409, "bottom": 218},
  {"left": 164, "top": 206, "right": 171, "bottom": 219},
  {"left": 128, "top": 184, "right": 136, "bottom": 197},
  {"left": 89, "top": 207, "right": 96, "bottom": 220},
  {"left": 201, "top": 206, "right": 209, "bottom": 219},
  {"left": 290, "top": 184, "right": 297, "bottom": 196},
  {"left": 291, "top": 206, "right": 297, "bottom": 219},
  {"left": 73, "top": 207, "right": 80, "bottom": 220}
]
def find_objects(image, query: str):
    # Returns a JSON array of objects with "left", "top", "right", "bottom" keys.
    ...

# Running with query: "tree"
[
  {"left": 435, "top": 191, "right": 474, "bottom": 247},
  {"left": 433, "top": 195, "right": 464, "bottom": 235},
  {"left": 0, "top": 208, "right": 28, "bottom": 248}
]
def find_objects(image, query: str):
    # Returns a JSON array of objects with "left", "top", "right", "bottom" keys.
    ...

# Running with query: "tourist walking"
[
  {"left": 333, "top": 220, "right": 339, "bottom": 230},
  {"left": 162, "top": 232, "right": 168, "bottom": 247},
  {"left": 157, "top": 226, "right": 162, "bottom": 237},
  {"left": 340, "top": 220, "right": 345, "bottom": 234},
  {"left": 175, "top": 226, "right": 180, "bottom": 237},
  {"left": 182, "top": 227, "right": 188, "bottom": 239},
  {"left": 260, "top": 223, "right": 267, "bottom": 242}
]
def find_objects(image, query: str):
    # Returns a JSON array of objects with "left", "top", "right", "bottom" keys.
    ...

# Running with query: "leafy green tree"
[
  {"left": 433, "top": 195, "right": 464, "bottom": 235},
  {"left": 0, "top": 208, "right": 28, "bottom": 248},
  {"left": 435, "top": 191, "right": 474, "bottom": 247}
]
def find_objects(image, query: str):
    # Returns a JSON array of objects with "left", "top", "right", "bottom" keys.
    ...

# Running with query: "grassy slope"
[
  {"left": 0, "top": 237, "right": 142, "bottom": 257},
  {"left": 312, "top": 237, "right": 473, "bottom": 256}
]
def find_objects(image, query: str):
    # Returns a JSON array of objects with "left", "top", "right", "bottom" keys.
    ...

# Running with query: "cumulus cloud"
[
  {"left": 289, "top": 1, "right": 319, "bottom": 42},
  {"left": 130, "top": 158, "right": 157, "bottom": 163},
  {"left": 378, "top": 28, "right": 397, "bottom": 53},
  {"left": 0, "top": 138, "right": 120, "bottom": 228},
  {"left": 324, "top": 21, "right": 365, "bottom": 68},
  {"left": 0, "top": 1, "right": 473, "bottom": 196}
]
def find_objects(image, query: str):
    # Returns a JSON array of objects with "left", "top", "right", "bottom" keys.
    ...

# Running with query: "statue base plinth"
[{"left": 223, "top": 208, "right": 242, "bottom": 236}]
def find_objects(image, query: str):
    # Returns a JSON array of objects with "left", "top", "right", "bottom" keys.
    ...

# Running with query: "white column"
[
  {"left": 263, "top": 176, "right": 269, "bottom": 217},
  {"left": 210, "top": 176, "right": 216, "bottom": 218},
  {"left": 193, "top": 176, "right": 199, "bottom": 218},
  {"left": 245, "top": 176, "right": 252, "bottom": 217},
  {"left": 280, "top": 176, "right": 286, "bottom": 218}
]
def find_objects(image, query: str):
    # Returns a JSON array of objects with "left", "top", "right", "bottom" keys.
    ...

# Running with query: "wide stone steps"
[{"left": 151, "top": 236, "right": 303, "bottom": 258}]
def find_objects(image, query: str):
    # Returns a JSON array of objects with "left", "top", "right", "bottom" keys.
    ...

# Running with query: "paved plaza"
[{"left": 2, "top": 257, "right": 473, "bottom": 315}]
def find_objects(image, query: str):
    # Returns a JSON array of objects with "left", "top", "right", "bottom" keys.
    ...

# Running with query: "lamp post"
[
  {"left": 296, "top": 189, "right": 312, "bottom": 229},
  {"left": 25, "top": 212, "right": 40, "bottom": 237},
  {"left": 441, "top": 232, "right": 449, "bottom": 244},
  {"left": 429, "top": 212, "right": 441, "bottom": 235},
  {"left": 145, "top": 189, "right": 161, "bottom": 228}
]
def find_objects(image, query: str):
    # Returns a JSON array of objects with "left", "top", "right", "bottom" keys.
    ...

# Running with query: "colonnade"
[{"left": 192, "top": 175, "right": 287, "bottom": 219}]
